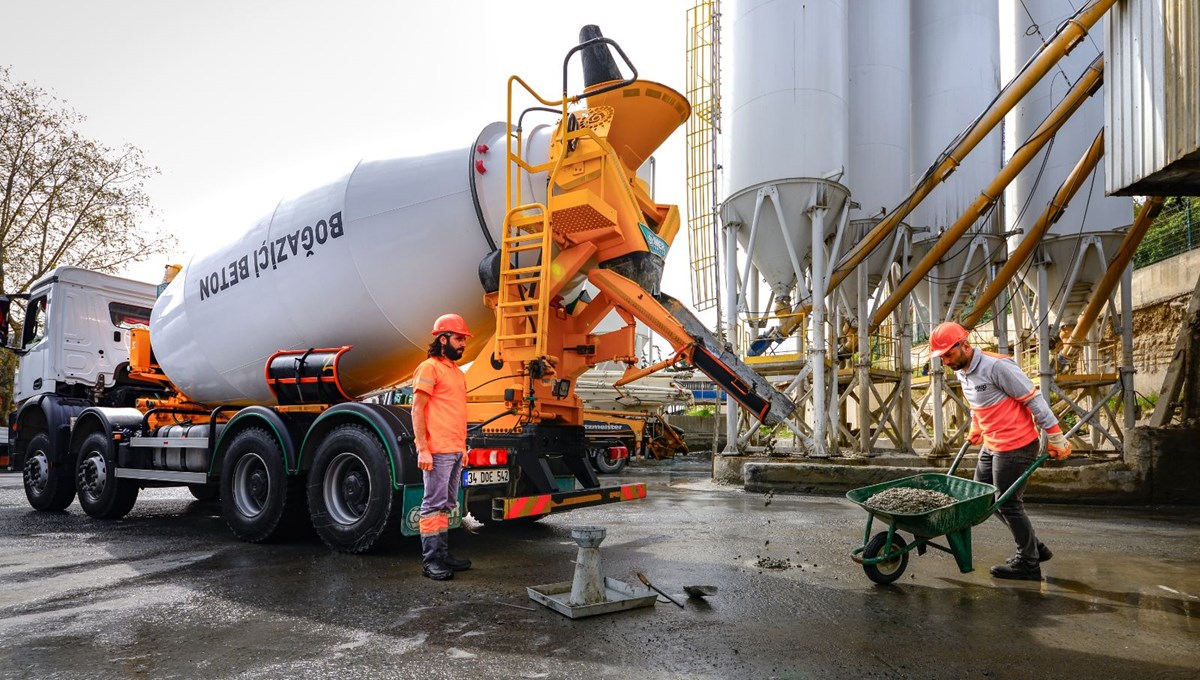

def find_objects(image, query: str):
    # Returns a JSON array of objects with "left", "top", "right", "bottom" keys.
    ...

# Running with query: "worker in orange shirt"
[
  {"left": 930, "top": 322, "right": 1072, "bottom": 581},
  {"left": 412, "top": 314, "right": 473, "bottom": 581}
]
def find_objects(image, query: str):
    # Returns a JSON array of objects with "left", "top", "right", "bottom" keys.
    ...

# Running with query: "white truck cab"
[{"left": 11, "top": 267, "right": 157, "bottom": 404}]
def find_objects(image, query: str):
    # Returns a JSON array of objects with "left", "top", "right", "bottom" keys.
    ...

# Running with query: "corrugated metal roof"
[{"left": 1105, "top": 0, "right": 1200, "bottom": 195}]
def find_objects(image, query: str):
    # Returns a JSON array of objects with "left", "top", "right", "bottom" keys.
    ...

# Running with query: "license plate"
[{"left": 464, "top": 467, "right": 509, "bottom": 486}]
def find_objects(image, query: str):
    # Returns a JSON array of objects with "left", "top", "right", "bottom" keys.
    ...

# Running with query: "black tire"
[
  {"left": 592, "top": 446, "right": 627, "bottom": 474},
  {"left": 306, "top": 424, "right": 399, "bottom": 553},
  {"left": 23, "top": 433, "right": 76, "bottom": 511},
  {"left": 863, "top": 532, "right": 909, "bottom": 585},
  {"left": 220, "top": 427, "right": 306, "bottom": 543},
  {"left": 188, "top": 484, "right": 220, "bottom": 501},
  {"left": 75, "top": 431, "right": 139, "bottom": 519}
]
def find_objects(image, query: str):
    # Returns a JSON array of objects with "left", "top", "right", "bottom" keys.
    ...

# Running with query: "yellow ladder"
[
  {"left": 495, "top": 205, "right": 554, "bottom": 362},
  {"left": 685, "top": 0, "right": 722, "bottom": 313}
]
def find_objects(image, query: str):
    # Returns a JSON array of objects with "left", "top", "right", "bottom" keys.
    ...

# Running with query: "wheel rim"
[
  {"left": 24, "top": 452, "right": 50, "bottom": 495},
  {"left": 323, "top": 452, "right": 370, "bottom": 526},
  {"left": 77, "top": 451, "right": 108, "bottom": 502},
  {"left": 875, "top": 545, "right": 904, "bottom": 576},
  {"left": 232, "top": 453, "right": 270, "bottom": 519}
]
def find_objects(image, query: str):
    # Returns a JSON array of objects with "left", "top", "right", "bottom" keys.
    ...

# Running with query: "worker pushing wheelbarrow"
[
  {"left": 847, "top": 441, "right": 1047, "bottom": 584},
  {"left": 848, "top": 321, "right": 1072, "bottom": 584}
]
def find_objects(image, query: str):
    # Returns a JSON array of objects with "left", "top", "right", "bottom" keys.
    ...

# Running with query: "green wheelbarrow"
[{"left": 847, "top": 442, "right": 1048, "bottom": 585}]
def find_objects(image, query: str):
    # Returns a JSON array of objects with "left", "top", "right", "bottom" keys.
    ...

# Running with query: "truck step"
[{"left": 115, "top": 469, "right": 208, "bottom": 484}]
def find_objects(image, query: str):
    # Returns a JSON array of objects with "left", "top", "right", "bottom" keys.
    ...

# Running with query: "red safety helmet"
[
  {"left": 431, "top": 313, "right": 472, "bottom": 337},
  {"left": 929, "top": 322, "right": 969, "bottom": 358}
]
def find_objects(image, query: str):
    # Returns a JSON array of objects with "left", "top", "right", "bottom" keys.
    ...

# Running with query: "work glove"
[
  {"left": 418, "top": 450, "right": 433, "bottom": 471},
  {"left": 968, "top": 423, "right": 983, "bottom": 446},
  {"left": 1047, "top": 431, "right": 1072, "bottom": 460}
]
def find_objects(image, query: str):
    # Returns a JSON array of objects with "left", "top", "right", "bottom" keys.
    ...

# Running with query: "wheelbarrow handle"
[
  {"left": 946, "top": 440, "right": 973, "bottom": 477},
  {"left": 987, "top": 452, "right": 1051, "bottom": 515}
]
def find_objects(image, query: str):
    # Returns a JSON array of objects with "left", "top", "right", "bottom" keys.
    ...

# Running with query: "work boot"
[
  {"left": 989, "top": 557, "right": 1042, "bottom": 581},
  {"left": 1037, "top": 542, "right": 1053, "bottom": 563},
  {"left": 422, "top": 562, "right": 454, "bottom": 581},
  {"left": 442, "top": 554, "right": 472, "bottom": 571}
]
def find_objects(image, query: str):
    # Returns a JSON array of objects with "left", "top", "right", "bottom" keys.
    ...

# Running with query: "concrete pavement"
[{"left": 0, "top": 461, "right": 1197, "bottom": 679}]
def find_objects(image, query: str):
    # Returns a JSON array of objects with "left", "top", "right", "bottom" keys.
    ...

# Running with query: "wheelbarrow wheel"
[{"left": 863, "top": 532, "right": 909, "bottom": 585}]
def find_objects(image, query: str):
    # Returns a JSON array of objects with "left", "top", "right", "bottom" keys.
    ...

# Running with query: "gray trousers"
[
  {"left": 420, "top": 452, "right": 462, "bottom": 565},
  {"left": 974, "top": 439, "right": 1040, "bottom": 566}
]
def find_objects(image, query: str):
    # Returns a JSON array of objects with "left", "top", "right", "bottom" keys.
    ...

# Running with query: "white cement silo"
[
  {"left": 844, "top": 0, "right": 911, "bottom": 320},
  {"left": 720, "top": 0, "right": 851, "bottom": 457},
  {"left": 909, "top": 0, "right": 1003, "bottom": 326},
  {"left": 722, "top": 0, "right": 850, "bottom": 304}
]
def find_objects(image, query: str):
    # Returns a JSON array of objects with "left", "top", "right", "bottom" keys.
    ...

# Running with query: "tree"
[{"left": 1, "top": 66, "right": 174, "bottom": 412}]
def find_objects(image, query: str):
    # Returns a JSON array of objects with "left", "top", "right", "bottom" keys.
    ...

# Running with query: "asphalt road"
[{"left": 1, "top": 460, "right": 1197, "bottom": 679}]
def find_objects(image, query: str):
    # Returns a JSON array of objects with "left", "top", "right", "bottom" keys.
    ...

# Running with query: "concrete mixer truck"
[{"left": 1, "top": 28, "right": 794, "bottom": 553}]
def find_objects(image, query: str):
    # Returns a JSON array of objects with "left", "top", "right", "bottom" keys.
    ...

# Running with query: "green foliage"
[
  {"left": 1, "top": 66, "right": 175, "bottom": 412},
  {"left": 1133, "top": 196, "right": 1199, "bottom": 268},
  {"left": 686, "top": 406, "right": 714, "bottom": 417}
]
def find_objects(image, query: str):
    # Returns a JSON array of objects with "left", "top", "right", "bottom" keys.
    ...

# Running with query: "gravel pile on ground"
[
  {"left": 864, "top": 487, "right": 958, "bottom": 514},
  {"left": 755, "top": 556, "right": 792, "bottom": 570}
]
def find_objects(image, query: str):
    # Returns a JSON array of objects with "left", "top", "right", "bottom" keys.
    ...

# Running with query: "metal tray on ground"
[{"left": 527, "top": 577, "right": 658, "bottom": 618}]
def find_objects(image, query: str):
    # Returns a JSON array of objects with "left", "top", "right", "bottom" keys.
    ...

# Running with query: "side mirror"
[{"left": 0, "top": 296, "right": 9, "bottom": 348}]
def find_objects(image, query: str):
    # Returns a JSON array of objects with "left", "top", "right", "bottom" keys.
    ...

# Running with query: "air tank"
[
  {"left": 722, "top": 0, "right": 850, "bottom": 300},
  {"left": 151, "top": 123, "right": 554, "bottom": 405}
]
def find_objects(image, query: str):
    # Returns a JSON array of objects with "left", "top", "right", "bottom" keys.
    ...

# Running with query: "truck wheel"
[
  {"left": 220, "top": 428, "right": 305, "bottom": 543},
  {"left": 23, "top": 433, "right": 76, "bottom": 511},
  {"left": 862, "top": 532, "right": 909, "bottom": 585},
  {"left": 307, "top": 424, "right": 398, "bottom": 553},
  {"left": 592, "top": 446, "right": 626, "bottom": 474},
  {"left": 76, "top": 432, "right": 139, "bottom": 519}
]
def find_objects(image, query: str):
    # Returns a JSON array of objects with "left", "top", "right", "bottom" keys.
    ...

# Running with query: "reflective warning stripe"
[
  {"left": 620, "top": 484, "right": 646, "bottom": 500},
  {"left": 419, "top": 512, "right": 450, "bottom": 535},
  {"left": 501, "top": 483, "right": 647, "bottom": 519},
  {"left": 505, "top": 494, "right": 552, "bottom": 519}
]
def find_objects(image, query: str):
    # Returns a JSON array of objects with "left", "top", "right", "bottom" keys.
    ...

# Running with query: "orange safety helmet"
[
  {"left": 929, "top": 322, "right": 969, "bottom": 358},
  {"left": 431, "top": 313, "right": 472, "bottom": 337}
]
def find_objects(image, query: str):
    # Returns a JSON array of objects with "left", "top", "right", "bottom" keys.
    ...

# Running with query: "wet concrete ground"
[{"left": 0, "top": 461, "right": 1197, "bottom": 679}]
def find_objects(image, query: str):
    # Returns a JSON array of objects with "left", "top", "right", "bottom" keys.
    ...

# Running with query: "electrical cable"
[{"left": 467, "top": 373, "right": 526, "bottom": 394}]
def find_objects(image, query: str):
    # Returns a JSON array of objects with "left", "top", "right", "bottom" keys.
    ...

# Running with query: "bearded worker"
[
  {"left": 929, "top": 322, "right": 1072, "bottom": 581},
  {"left": 411, "top": 313, "right": 474, "bottom": 581}
]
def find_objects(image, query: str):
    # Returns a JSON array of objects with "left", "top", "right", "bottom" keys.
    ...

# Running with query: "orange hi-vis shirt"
[
  {"left": 413, "top": 356, "right": 468, "bottom": 454},
  {"left": 956, "top": 350, "right": 1061, "bottom": 453}
]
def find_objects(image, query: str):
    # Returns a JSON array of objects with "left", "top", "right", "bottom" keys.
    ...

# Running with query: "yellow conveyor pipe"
[
  {"left": 871, "top": 55, "right": 1105, "bottom": 329},
  {"left": 963, "top": 128, "right": 1105, "bottom": 329},
  {"left": 822, "top": 0, "right": 1118, "bottom": 303}
]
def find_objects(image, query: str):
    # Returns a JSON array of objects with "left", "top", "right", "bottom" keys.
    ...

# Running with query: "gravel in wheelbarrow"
[{"left": 846, "top": 473, "right": 998, "bottom": 537}]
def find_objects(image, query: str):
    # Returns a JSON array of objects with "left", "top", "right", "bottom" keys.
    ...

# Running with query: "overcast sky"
[{"left": 1, "top": 0, "right": 697, "bottom": 303}]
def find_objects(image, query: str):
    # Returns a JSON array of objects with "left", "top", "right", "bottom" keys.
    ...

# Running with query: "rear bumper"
[{"left": 492, "top": 482, "right": 646, "bottom": 521}]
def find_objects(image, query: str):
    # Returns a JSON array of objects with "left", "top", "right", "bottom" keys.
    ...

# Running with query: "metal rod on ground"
[{"left": 636, "top": 572, "right": 685, "bottom": 608}]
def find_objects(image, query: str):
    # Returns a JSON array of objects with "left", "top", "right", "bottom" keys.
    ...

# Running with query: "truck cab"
[{"left": 11, "top": 267, "right": 157, "bottom": 405}]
